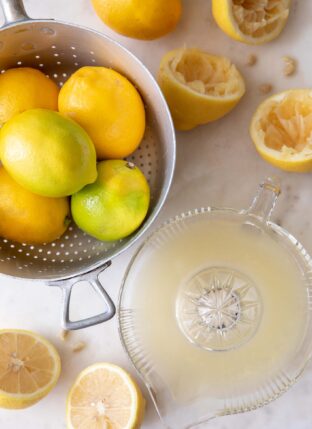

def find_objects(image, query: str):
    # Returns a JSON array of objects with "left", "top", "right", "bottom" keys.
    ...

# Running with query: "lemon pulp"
[
  {"left": 0, "top": 330, "right": 61, "bottom": 409},
  {"left": 170, "top": 49, "right": 243, "bottom": 97},
  {"left": 67, "top": 363, "right": 145, "bottom": 429},
  {"left": 158, "top": 48, "right": 245, "bottom": 130},
  {"left": 212, "top": 0, "right": 290, "bottom": 44},
  {"left": 233, "top": 0, "right": 289, "bottom": 39},
  {"left": 250, "top": 89, "right": 312, "bottom": 172}
]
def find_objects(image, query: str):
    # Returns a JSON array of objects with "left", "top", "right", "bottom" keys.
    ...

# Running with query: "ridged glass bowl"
[{"left": 118, "top": 179, "right": 312, "bottom": 429}]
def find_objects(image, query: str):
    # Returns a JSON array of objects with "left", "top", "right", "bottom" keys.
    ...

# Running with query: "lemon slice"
[
  {"left": 0, "top": 329, "right": 61, "bottom": 409},
  {"left": 67, "top": 363, "right": 145, "bottom": 429},
  {"left": 158, "top": 48, "right": 245, "bottom": 130},
  {"left": 250, "top": 89, "right": 312, "bottom": 172},
  {"left": 212, "top": 0, "right": 291, "bottom": 45}
]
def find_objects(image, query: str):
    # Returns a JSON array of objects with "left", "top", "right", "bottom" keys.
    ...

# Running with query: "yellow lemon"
[
  {"left": 71, "top": 160, "right": 150, "bottom": 241},
  {"left": 67, "top": 363, "right": 145, "bottom": 429},
  {"left": 0, "top": 109, "right": 97, "bottom": 197},
  {"left": 250, "top": 89, "right": 312, "bottom": 172},
  {"left": 58, "top": 66, "right": 145, "bottom": 160},
  {"left": 212, "top": 0, "right": 291, "bottom": 45},
  {"left": 0, "top": 67, "right": 59, "bottom": 125},
  {"left": 158, "top": 48, "right": 245, "bottom": 130},
  {"left": 0, "top": 167, "right": 70, "bottom": 244},
  {"left": 91, "top": 0, "right": 182, "bottom": 40},
  {"left": 0, "top": 329, "right": 61, "bottom": 409}
]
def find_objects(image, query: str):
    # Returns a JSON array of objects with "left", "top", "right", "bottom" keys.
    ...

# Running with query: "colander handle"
[
  {"left": 50, "top": 262, "right": 116, "bottom": 330},
  {"left": 0, "top": 0, "right": 29, "bottom": 25}
]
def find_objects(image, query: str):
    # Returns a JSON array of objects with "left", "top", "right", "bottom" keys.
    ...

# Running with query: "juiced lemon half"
[
  {"left": 212, "top": 0, "right": 291, "bottom": 45},
  {"left": 67, "top": 363, "right": 145, "bottom": 429},
  {"left": 250, "top": 89, "right": 312, "bottom": 172},
  {"left": 158, "top": 48, "right": 245, "bottom": 130},
  {"left": 0, "top": 329, "right": 61, "bottom": 409}
]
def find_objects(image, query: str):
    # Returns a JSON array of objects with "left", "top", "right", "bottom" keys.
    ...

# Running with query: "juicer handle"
[
  {"left": 245, "top": 177, "right": 281, "bottom": 223},
  {"left": 0, "top": 0, "right": 29, "bottom": 26},
  {"left": 48, "top": 262, "right": 116, "bottom": 330}
]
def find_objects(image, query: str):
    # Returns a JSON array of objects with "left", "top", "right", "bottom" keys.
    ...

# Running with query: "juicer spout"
[{"left": 245, "top": 177, "right": 281, "bottom": 223}]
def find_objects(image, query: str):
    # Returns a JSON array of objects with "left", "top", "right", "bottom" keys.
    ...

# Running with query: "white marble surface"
[{"left": 0, "top": 0, "right": 312, "bottom": 428}]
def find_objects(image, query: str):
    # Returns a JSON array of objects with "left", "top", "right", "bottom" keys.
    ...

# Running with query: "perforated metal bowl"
[{"left": 0, "top": 0, "right": 176, "bottom": 329}]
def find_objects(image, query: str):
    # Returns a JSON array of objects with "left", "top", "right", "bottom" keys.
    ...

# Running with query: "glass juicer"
[{"left": 119, "top": 178, "right": 312, "bottom": 428}]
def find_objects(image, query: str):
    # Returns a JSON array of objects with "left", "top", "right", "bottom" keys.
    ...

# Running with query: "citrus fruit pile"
[{"left": 0, "top": 66, "right": 150, "bottom": 245}]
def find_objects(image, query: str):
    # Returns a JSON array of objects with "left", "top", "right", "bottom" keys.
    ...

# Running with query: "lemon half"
[
  {"left": 250, "top": 89, "right": 312, "bottom": 172},
  {"left": 67, "top": 363, "right": 145, "bottom": 429},
  {"left": 158, "top": 48, "right": 245, "bottom": 130},
  {"left": 0, "top": 329, "right": 61, "bottom": 409},
  {"left": 212, "top": 0, "right": 291, "bottom": 45}
]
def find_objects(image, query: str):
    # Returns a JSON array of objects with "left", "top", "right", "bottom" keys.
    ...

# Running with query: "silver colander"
[{"left": 0, "top": 0, "right": 176, "bottom": 329}]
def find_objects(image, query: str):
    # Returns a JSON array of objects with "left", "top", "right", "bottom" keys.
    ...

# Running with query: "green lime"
[{"left": 71, "top": 160, "right": 150, "bottom": 241}]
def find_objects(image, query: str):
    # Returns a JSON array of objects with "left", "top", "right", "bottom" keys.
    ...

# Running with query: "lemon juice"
[{"left": 124, "top": 213, "right": 308, "bottom": 402}]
